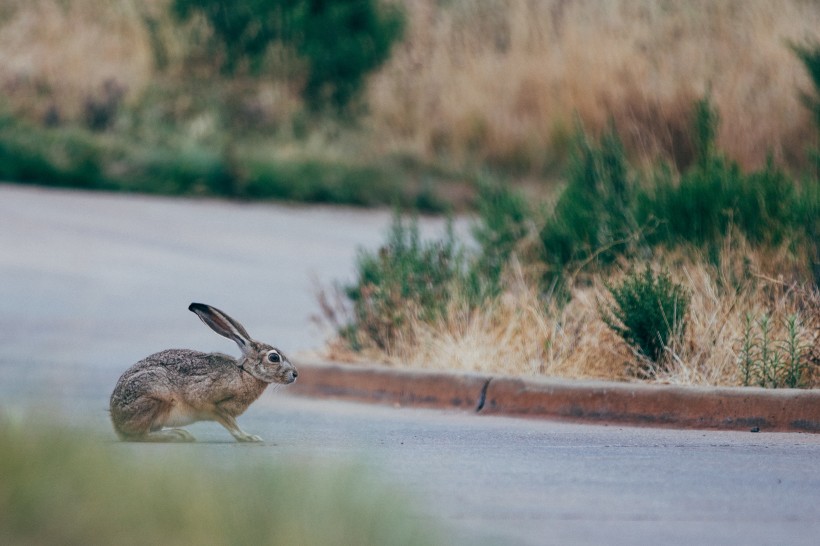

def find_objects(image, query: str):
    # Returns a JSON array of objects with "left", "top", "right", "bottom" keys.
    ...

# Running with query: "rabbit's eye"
[{"left": 268, "top": 352, "right": 281, "bottom": 363}]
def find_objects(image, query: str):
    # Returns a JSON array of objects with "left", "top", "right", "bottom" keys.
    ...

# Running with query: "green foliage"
[
  {"left": 599, "top": 266, "right": 689, "bottom": 374},
  {"left": 241, "top": 153, "right": 448, "bottom": 210},
  {"left": 692, "top": 96, "right": 719, "bottom": 168},
  {"left": 537, "top": 96, "right": 811, "bottom": 281},
  {"left": 791, "top": 41, "right": 820, "bottom": 133},
  {"left": 643, "top": 155, "right": 798, "bottom": 248},
  {"left": 540, "top": 125, "right": 636, "bottom": 273},
  {"left": 737, "top": 313, "right": 813, "bottom": 388},
  {"left": 297, "top": 1, "right": 405, "bottom": 110},
  {"left": 0, "top": 115, "right": 104, "bottom": 189},
  {"left": 343, "top": 213, "right": 462, "bottom": 351},
  {"left": 799, "top": 180, "right": 820, "bottom": 285},
  {"left": 0, "top": 113, "right": 446, "bottom": 209},
  {"left": 173, "top": 0, "right": 286, "bottom": 74},
  {"left": 0, "top": 419, "right": 439, "bottom": 546},
  {"left": 172, "top": 0, "right": 404, "bottom": 110},
  {"left": 791, "top": 41, "right": 820, "bottom": 284},
  {"left": 639, "top": 97, "right": 802, "bottom": 257},
  {"left": 338, "top": 182, "right": 537, "bottom": 351},
  {"left": 470, "top": 179, "right": 532, "bottom": 296}
]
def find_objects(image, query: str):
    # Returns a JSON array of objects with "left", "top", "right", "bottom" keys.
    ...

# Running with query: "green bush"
[
  {"left": 343, "top": 213, "right": 462, "bottom": 351},
  {"left": 296, "top": 1, "right": 405, "bottom": 110},
  {"left": 599, "top": 266, "right": 689, "bottom": 375},
  {"left": 640, "top": 99, "right": 798, "bottom": 250},
  {"left": 792, "top": 41, "right": 820, "bottom": 138},
  {"left": 470, "top": 179, "right": 532, "bottom": 296},
  {"left": 245, "top": 158, "right": 397, "bottom": 206},
  {"left": 0, "top": 112, "right": 450, "bottom": 210},
  {"left": 540, "top": 125, "right": 637, "bottom": 274},
  {"left": 172, "top": 0, "right": 405, "bottom": 110},
  {"left": 0, "top": 115, "right": 104, "bottom": 189},
  {"left": 337, "top": 182, "right": 537, "bottom": 351},
  {"left": 791, "top": 41, "right": 820, "bottom": 284},
  {"left": 800, "top": 181, "right": 820, "bottom": 285}
]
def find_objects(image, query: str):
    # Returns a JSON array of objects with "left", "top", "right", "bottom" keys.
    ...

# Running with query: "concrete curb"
[
  {"left": 289, "top": 360, "right": 820, "bottom": 433},
  {"left": 289, "top": 360, "right": 491, "bottom": 410}
]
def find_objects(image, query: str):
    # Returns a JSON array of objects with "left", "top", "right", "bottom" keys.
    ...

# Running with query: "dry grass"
[
  {"left": 368, "top": 0, "right": 820, "bottom": 172},
  {"left": 322, "top": 244, "right": 820, "bottom": 387},
  {"left": 3, "top": 1, "right": 819, "bottom": 173},
  {"left": 0, "top": 0, "right": 158, "bottom": 121}
]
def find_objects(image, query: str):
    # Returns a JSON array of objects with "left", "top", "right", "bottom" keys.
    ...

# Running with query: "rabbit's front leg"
[{"left": 213, "top": 410, "right": 263, "bottom": 443}]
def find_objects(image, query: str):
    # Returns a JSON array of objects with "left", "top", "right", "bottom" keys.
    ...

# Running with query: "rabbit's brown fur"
[{"left": 109, "top": 304, "right": 297, "bottom": 443}]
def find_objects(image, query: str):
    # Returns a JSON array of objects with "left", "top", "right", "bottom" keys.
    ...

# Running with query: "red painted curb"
[{"left": 289, "top": 360, "right": 820, "bottom": 432}]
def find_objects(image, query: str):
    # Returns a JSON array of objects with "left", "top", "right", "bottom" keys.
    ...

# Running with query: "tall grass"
[
  {"left": 368, "top": 0, "right": 820, "bottom": 173},
  {"left": 323, "top": 237, "right": 819, "bottom": 387},
  {"left": 3, "top": 0, "right": 820, "bottom": 199},
  {"left": 0, "top": 0, "right": 154, "bottom": 122},
  {"left": 0, "top": 418, "right": 440, "bottom": 545},
  {"left": 320, "top": 99, "right": 820, "bottom": 387}
]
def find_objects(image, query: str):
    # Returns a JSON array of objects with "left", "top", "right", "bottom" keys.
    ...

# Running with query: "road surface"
[{"left": 1, "top": 184, "right": 819, "bottom": 545}]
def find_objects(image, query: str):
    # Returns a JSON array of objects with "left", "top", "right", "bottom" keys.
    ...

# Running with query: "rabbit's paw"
[{"left": 235, "top": 432, "right": 264, "bottom": 443}]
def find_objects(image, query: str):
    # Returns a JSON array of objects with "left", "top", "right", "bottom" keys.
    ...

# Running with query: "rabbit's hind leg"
[
  {"left": 143, "top": 428, "right": 196, "bottom": 442},
  {"left": 113, "top": 396, "right": 195, "bottom": 442}
]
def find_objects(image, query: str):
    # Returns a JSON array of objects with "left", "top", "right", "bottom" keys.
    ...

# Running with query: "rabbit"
[{"left": 109, "top": 303, "right": 297, "bottom": 443}]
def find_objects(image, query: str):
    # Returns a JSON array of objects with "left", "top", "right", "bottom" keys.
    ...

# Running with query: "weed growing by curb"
[
  {"left": 599, "top": 266, "right": 690, "bottom": 377},
  {"left": 342, "top": 213, "right": 463, "bottom": 352},
  {"left": 737, "top": 313, "right": 814, "bottom": 388}
]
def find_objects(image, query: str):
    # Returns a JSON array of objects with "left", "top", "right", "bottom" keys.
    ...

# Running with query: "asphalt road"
[{"left": 2, "top": 184, "right": 820, "bottom": 545}]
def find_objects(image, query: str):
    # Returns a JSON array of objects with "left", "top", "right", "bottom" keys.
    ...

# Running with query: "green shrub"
[
  {"left": 800, "top": 180, "right": 820, "bottom": 285},
  {"left": 0, "top": 116, "right": 104, "bottom": 189},
  {"left": 337, "top": 183, "right": 536, "bottom": 351},
  {"left": 599, "top": 266, "right": 689, "bottom": 375},
  {"left": 470, "top": 178, "right": 532, "bottom": 297},
  {"left": 296, "top": 1, "right": 405, "bottom": 110},
  {"left": 245, "top": 157, "right": 398, "bottom": 205},
  {"left": 791, "top": 40, "right": 820, "bottom": 284},
  {"left": 639, "top": 97, "right": 800, "bottom": 253},
  {"left": 692, "top": 96, "right": 718, "bottom": 169},
  {"left": 343, "top": 213, "right": 462, "bottom": 351},
  {"left": 172, "top": 0, "right": 405, "bottom": 110},
  {"left": 129, "top": 146, "right": 239, "bottom": 196},
  {"left": 540, "top": 125, "right": 637, "bottom": 274},
  {"left": 0, "top": 112, "right": 449, "bottom": 209},
  {"left": 791, "top": 41, "right": 820, "bottom": 137}
]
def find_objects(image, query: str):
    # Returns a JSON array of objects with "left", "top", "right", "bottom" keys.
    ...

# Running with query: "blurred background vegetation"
[
  {"left": 2, "top": 0, "right": 820, "bottom": 209},
  {"left": 0, "top": 418, "right": 441, "bottom": 545},
  {"left": 1, "top": 0, "right": 819, "bottom": 385}
]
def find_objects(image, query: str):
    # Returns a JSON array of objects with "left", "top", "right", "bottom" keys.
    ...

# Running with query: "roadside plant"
[
  {"left": 791, "top": 40, "right": 820, "bottom": 284},
  {"left": 470, "top": 178, "right": 533, "bottom": 299},
  {"left": 599, "top": 266, "right": 689, "bottom": 376},
  {"left": 738, "top": 313, "right": 757, "bottom": 387},
  {"left": 736, "top": 313, "right": 813, "bottom": 388},
  {"left": 541, "top": 125, "right": 637, "bottom": 274},
  {"left": 342, "top": 213, "right": 461, "bottom": 352}
]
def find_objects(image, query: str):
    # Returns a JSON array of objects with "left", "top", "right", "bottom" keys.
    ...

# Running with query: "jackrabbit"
[{"left": 110, "top": 303, "right": 297, "bottom": 442}]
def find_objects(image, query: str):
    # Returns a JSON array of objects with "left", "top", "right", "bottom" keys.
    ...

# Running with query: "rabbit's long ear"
[{"left": 188, "top": 303, "right": 253, "bottom": 354}]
